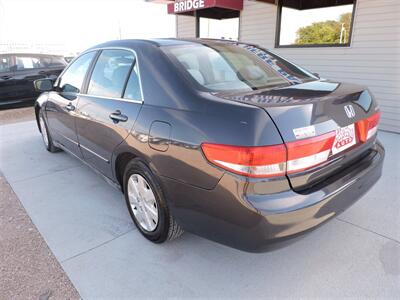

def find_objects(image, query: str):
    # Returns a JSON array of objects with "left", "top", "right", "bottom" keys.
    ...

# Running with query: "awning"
[
  {"left": 257, "top": 0, "right": 354, "bottom": 10},
  {"left": 167, "top": 0, "right": 243, "bottom": 19}
]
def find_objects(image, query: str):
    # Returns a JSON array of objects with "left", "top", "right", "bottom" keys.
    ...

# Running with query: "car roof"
[
  {"left": 88, "top": 38, "right": 249, "bottom": 51},
  {"left": 148, "top": 38, "right": 243, "bottom": 46}
]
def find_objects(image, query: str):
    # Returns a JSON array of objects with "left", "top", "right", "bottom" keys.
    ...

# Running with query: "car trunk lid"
[{"left": 215, "top": 80, "right": 380, "bottom": 190}]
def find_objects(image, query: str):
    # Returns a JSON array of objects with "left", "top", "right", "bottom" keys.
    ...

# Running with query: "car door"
[
  {"left": 0, "top": 54, "right": 17, "bottom": 105},
  {"left": 46, "top": 51, "right": 97, "bottom": 158},
  {"left": 13, "top": 54, "right": 50, "bottom": 102},
  {"left": 75, "top": 49, "right": 143, "bottom": 178}
]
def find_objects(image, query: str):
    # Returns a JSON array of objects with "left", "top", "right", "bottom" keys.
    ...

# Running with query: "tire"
[
  {"left": 39, "top": 110, "right": 60, "bottom": 153},
  {"left": 123, "top": 158, "right": 183, "bottom": 243}
]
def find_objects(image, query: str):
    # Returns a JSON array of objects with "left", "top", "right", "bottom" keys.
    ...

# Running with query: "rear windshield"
[{"left": 162, "top": 43, "right": 316, "bottom": 92}]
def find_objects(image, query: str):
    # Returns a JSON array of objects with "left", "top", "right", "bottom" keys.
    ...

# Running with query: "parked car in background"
[
  {"left": 0, "top": 53, "right": 66, "bottom": 108},
  {"left": 34, "top": 39, "right": 384, "bottom": 252}
]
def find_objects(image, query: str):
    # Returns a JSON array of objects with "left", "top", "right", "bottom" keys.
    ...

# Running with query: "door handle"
[
  {"left": 109, "top": 110, "right": 128, "bottom": 123},
  {"left": 38, "top": 71, "right": 48, "bottom": 75},
  {"left": 65, "top": 103, "right": 75, "bottom": 112},
  {"left": 1, "top": 75, "right": 12, "bottom": 80}
]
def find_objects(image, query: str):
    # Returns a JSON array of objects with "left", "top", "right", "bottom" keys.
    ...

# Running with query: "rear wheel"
[
  {"left": 39, "top": 110, "right": 60, "bottom": 153},
  {"left": 123, "top": 159, "right": 183, "bottom": 243}
]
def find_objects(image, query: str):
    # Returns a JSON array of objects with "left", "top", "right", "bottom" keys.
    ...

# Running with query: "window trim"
[
  {"left": 77, "top": 93, "right": 143, "bottom": 104},
  {"left": 274, "top": 0, "right": 357, "bottom": 48}
]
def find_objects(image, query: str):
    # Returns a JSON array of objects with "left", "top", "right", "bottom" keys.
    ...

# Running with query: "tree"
[{"left": 295, "top": 12, "right": 352, "bottom": 45}]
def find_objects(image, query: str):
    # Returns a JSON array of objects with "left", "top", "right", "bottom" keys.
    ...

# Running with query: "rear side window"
[
  {"left": 41, "top": 56, "right": 67, "bottom": 68},
  {"left": 123, "top": 64, "right": 142, "bottom": 101},
  {"left": 15, "top": 55, "right": 45, "bottom": 70},
  {"left": 0, "top": 55, "right": 12, "bottom": 73},
  {"left": 59, "top": 51, "right": 96, "bottom": 93},
  {"left": 88, "top": 50, "right": 135, "bottom": 98}
]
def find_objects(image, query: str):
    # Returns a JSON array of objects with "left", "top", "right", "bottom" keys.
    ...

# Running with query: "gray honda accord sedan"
[{"left": 34, "top": 39, "right": 384, "bottom": 252}]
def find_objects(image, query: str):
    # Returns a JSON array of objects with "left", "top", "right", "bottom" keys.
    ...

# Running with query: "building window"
[
  {"left": 198, "top": 17, "right": 239, "bottom": 41},
  {"left": 276, "top": 0, "right": 356, "bottom": 48}
]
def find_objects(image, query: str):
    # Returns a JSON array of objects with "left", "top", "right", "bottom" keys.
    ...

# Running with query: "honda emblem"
[{"left": 344, "top": 105, "right": 355, "bottom": 118}]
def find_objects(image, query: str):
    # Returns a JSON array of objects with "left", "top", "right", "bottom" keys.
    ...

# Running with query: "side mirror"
[{"left": 34, "top": 78, "right": 54, "bottom": 92}]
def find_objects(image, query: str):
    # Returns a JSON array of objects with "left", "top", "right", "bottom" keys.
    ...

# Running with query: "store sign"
[
  {"left": 167, "top": 0, "right": 243, "bottom": 15},
  {"left": 173, "top": 0, "right": 205, "bottom": 13}
]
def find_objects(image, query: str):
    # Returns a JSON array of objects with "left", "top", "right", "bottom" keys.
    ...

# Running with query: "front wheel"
[
  {"left": 39, "top": 110, "right": 60, "bottom": 153},
  {"left": 123, "top": 159, "right": 183, "bottom": 243}
]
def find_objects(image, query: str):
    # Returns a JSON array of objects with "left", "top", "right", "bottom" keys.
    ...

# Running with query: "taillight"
[
  {"left": 201, "top": 133, "right": 335, "bottom": 178},
  {"left": 286, "top": 132, "right": 336, "bottom": 173},
  {"left": 201, "top": 143, "right": 286, "bottom": 178},
  {"left": 202, "top": 112, "right": 380, "bottom": 178},
  {"left": 356, "top": 111, "right": 381, "bottom": 143}
]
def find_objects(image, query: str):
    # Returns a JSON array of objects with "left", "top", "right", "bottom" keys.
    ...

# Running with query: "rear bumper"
[{"left": 161, "top": 141, "right": 385, "bottom": 252}]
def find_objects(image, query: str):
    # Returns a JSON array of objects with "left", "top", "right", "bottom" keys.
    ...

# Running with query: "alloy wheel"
[{"left": 127, "top": 174, "right": 159, "bottom": 232}]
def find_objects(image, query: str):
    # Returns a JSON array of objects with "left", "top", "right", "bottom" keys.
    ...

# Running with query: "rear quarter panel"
[{"left": 114, "top": 96, "right": 284, "bottom": 190}]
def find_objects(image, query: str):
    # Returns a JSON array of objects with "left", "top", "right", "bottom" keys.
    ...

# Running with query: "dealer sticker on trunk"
[
  {"left": 293, "top": 125, "right": 316, "bottom": 139},
  {"left": 332, "top": 123, "right": 357, "bottom": 155}
]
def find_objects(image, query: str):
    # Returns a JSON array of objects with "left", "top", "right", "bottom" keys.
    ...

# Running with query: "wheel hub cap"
[{"left": 127, "top": 174, "right": 158, "bottom": 232}]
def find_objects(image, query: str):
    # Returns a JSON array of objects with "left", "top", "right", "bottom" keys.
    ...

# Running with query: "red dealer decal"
[{"left": 167, "top": 0, "right": 243, "bottom": 14}]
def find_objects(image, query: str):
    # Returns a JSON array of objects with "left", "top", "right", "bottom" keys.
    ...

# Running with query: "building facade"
[{"left": 155, "top": 0, "right": 400, "bottom": 133}]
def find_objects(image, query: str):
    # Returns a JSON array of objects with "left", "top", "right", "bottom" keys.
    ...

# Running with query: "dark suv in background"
[{"left": 0, "top": 53, "right": 67, "bottom": 108}]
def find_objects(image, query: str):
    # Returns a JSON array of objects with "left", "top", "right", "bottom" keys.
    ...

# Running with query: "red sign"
[
  {"left": 167, "top": 0, "right": 243, "bottom": 14},
  {"left": 332, "top": 124, "right": 357, "bottom": 155}
]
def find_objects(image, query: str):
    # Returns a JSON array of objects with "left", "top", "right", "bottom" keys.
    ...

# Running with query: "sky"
[
  {"left": 0, "top": 0, "right": 176, "bottom": 55},
  {"left": 280, "top": 4, "right": 353, "bottom": 45}
]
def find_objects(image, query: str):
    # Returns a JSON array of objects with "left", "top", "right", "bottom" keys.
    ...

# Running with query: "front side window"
[
  {"left": 0, "top": 55, "right": 12, "bottom": 73},
  {"left": 59, "top": 51, "right": 96, "bottom": 93},
  {"left": 162, "top": 43, "right": 316, "bottom": 92},
  {"left": 276, "top": 0, "right": 355, "bottom": 47},
  {"left": 88, "top": 50, "right": 135, "bottom": 98}
]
